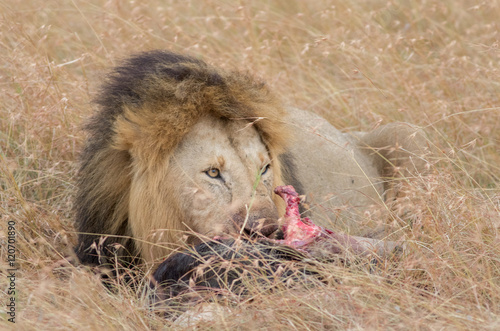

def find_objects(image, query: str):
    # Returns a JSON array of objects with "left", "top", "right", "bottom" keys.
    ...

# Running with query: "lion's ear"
[
  {"left": 111, "top": 106, "right": 196, "bottom": 169},
  {"left": 111, "top": 110, "right": 160, "bottom": 170},
  {"left": 112, "top": 107, "right": 140, "bottom": 152}
]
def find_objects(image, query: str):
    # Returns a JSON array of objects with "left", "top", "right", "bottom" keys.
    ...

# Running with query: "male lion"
[{"left": 75, "top": 50, "right": 427, "bottom": 268}]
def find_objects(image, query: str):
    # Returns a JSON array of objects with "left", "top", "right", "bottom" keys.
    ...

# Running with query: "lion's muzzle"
[{"left": 231, "top": 205, "right": 280, "bottom": 238}]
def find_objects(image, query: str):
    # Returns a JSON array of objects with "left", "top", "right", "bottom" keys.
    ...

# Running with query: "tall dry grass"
[{"left": 1, "top": 0, "right": 499, "bottom": 329}]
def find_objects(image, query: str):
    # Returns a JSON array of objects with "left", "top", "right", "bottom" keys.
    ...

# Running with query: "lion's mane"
[{"left": 75, "top": 51, "right": 289, "bottom": 267}]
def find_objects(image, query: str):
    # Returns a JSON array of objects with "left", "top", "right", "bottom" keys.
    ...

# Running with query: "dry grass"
[{"left": 1, "top": 0, "right": 499, "bottom": 329}]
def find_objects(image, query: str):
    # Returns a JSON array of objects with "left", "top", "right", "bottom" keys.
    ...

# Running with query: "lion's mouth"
[
  {"left": 187, "top": 218, "right": 280, "bottom": 246},
  {"left": 240, "top": 221, "right": 280, "bottom": 239},
  {"left": 223, "top": 207, "right": 281, "bottom": 240}
]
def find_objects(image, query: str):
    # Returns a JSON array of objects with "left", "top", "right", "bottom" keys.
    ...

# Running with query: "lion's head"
[{"left": 75, "top": 51, "right": 290, "bottom": 266}]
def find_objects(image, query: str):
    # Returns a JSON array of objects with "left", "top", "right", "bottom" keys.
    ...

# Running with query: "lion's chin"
[{"left": 187, "top": 222, "right": 280, "bottom": 246}]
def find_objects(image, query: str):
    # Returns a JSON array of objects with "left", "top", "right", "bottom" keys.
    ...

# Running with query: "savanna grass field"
[{"left": 1, "top": 0, "right": 500, "bottom": 329}]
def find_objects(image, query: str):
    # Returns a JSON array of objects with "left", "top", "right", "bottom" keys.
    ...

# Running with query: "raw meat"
[{"left": 274, "top": 185, "right": 399, "bottom": 257}]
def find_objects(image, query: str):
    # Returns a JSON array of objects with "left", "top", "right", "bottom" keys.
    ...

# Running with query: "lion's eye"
[
  {"left": 261, "top": 164, "right": 271, "bottom": 175},
  {"left": 205, "top": 168, "right": 221, "bottom": 178}
]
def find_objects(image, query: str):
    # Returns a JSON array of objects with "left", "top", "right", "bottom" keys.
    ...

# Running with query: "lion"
[{"left": 74, "top": 50, "right": 428, "bottom": 268}]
